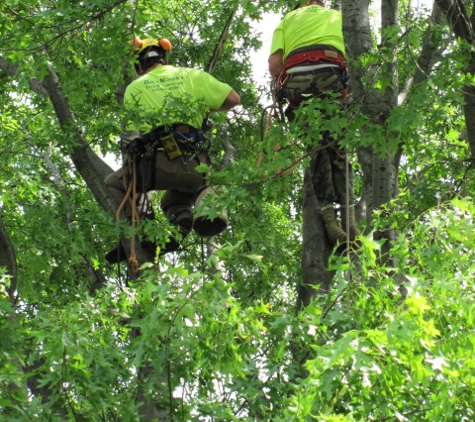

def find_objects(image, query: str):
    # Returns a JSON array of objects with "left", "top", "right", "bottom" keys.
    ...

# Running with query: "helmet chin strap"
[
  {"left": 135, "top": 62, "right": 144, "bottom": 75},
  {"left": 136, "top": 58, "right": 168, "bottom": 75}
]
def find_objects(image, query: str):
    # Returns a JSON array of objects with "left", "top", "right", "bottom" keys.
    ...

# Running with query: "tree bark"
[
  {"left": 372, "top": 0, "right": 398, "bottom": 239},
  {"left": 342, "top": 0, "right": 403, "bottom": 257},
  {"left": 0, "top": 213, "right": 17, "bottom": 303},
  {"left": 381, "top": 0, "right": 399, "bottom": 109},
  {"left": 25, "top": 357, "right": 69, "bottom": 418},
  {"left": 435, "top": 0, "right": 475, "bottom": 159},
  {"left": 343, "top": 0, "right": 389, "bottom": 226},
  {"left": 298, "top": 169, "right": 334, "bottom": 311},
  {"left": 0, "top": 56, "right": 49, "bottom": 97},
  {"left": 356, "top": 146, "right": 372, "bottom": 224}
]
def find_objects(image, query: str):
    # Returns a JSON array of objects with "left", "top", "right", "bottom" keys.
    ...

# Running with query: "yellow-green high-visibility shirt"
[
  {"left": 124, "top": 65, "right": 233, "bottom": 132},
  {"left": 270, "top": 5, "right": 346, "bottom": 61}
]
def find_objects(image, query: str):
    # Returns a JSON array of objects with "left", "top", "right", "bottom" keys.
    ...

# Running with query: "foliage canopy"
[{"left": 1, "top": 0, "right": 475, "bottom": 420}]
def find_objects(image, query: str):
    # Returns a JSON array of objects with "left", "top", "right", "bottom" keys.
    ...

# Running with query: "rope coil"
[{"left": 115, "top": 156, "right": 141, "bottom": 273}]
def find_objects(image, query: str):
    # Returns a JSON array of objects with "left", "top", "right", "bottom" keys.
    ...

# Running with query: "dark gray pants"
[
  {"left": 282, "top": 68, "right": 353, "bottom": 206},
  {"left": 104, "top": 150, "right": 207, "bottom": 221},
  {"left": 309, "top": 135, "right": 353, "bottom": 206}
]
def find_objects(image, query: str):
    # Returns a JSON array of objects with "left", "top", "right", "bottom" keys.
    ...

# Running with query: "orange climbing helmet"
[
  {"left": 130, "top": 37, "right": 172, "bottom": 56},
  {"left": 130, "top": 36, "right": 172, "bottom": 74}
]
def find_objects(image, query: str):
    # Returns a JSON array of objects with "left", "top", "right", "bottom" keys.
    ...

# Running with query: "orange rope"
[{"left": 115, "top": 156, "right": 140, "bottom": 273}]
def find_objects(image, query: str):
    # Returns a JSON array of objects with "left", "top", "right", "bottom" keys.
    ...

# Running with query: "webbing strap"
[
  {"left": 142, "top": 127, "right": 208, "bottom": 152},
  {"left": 277, "top": 49, "right": 347, "bottom": 90},
  {"left": 285, "top": 49, "right": 346, "bottom": 68}
]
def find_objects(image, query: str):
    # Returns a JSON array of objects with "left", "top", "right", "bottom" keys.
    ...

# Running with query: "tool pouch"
[
  {"left": 138, "top": 142, "right": 157, "bottom": 193},
  {"left": 161, "top": 133, "right": 183, "bottom": 160}
]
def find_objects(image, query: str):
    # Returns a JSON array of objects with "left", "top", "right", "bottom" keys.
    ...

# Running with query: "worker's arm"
[
  {"left": 211, "top": 89, "right": 241, "bottom": 112},
  {"left": 268, "top": 50, "right": 284, "bottom": 78}
]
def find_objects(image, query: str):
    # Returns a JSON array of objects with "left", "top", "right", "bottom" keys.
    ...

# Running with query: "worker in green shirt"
[
  {"left": 105, "top": 36, "right": 240, "bottom": 263},
  {"left": 268, "top": 0, "right": 360, "bottom": 246}
]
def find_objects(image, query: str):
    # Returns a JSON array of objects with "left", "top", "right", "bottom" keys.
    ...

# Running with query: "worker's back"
[
  {"left": 124, "top": 65, "right": 233, "bottom": 132},
  {"left": 270, "top": 4, "right": 346, "bottom": 61}
]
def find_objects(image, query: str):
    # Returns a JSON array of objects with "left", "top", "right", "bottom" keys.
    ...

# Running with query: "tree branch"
[
  {"left": 205, "top": 8, "right": 236, "bottom": 74},
  {"left": 435, "top": 0, "right": 473, "bottom": 40},
  {"left": 398, "top": 2, "right": 445, "bottom": 104},
  {"left": 41, "top": 62, "right": 117, "bottom": 212},
  {"left": 0, "top": 56, "right": 49, "bottom": 97}
]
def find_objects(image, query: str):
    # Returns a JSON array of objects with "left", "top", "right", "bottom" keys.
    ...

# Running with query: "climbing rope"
[
  {"left": 344, "top": 150, "right": 351, "bottom": 280},
  {"left": 115, "top": 156, "right": 141, "bottom": 273}
]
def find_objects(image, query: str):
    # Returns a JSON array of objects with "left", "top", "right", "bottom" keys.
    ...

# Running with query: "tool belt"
[
  {"left": 142, "top": 124, "right": 210, "bottom": 156},
  {"left": 121, "top": 124, "right": 210, "bottom": 193},
  {"left": 122, "top": 124, "right": 209, "bottom": 159},
  {"left": 276, "top": 45, "right": 349, "bottom": 102}
]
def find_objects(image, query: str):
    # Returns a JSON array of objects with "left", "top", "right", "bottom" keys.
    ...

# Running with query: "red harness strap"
[{"left": 277, "top": 49, "right": 347, "bottom": 90}]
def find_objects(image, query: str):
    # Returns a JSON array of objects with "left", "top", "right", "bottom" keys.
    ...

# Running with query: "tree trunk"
[
  {"left": 435, "top": 0, "right": 475, "bottom": 159},
  {"left": 343, "top": 0, "right": 400, "bottom": 258},
  {"left": 0, "top": 213, "right": 17, "bottom": 302},
  {"left": 25, "top": 357, "right": 69, "bottom": 419},
  {"left": 298, "top": 169, "right": 334, "bottom": 311}
]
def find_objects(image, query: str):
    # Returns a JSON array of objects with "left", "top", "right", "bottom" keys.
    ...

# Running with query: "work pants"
[
  {"left": 282, "top": 66, "right": 353, "bottom": 206},
  {"left": 309, "top": 135, "right": 353, "bottom": 206},
  {"left": 104, "top": 150, "right": 207, "bottom": 221}
]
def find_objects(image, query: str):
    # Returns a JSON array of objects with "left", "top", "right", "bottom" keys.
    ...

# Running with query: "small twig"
[{"left": 321, "top": 287, "right": 348, "bottom": 320}]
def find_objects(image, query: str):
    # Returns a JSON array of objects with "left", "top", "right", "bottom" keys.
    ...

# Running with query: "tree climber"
[
  {"left": 268, "top": 0, "right": 360, "bottom": 246},
  {"left": 105, "top": 36, "right": 240, "bottom": 263}
]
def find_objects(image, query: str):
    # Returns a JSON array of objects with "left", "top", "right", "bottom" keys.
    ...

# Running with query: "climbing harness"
[
  {"left": 276, "top": 45, "right": 349, "bottom": 101},
  {"left": 122, "top": 125, "right": 210, "bottom": 194},
  {"left": 257, "top": 46, "right": 349, "bottom": 178},
  {"left": 141, "top": 125, "right": 210, "bottom": 156}
]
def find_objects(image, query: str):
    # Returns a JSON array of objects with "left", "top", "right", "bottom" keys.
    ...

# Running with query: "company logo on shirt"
[{"left": 143, "top": 76, "right": 185, "bottom": 92}]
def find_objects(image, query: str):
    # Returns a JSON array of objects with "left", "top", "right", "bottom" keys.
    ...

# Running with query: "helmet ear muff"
[
  {"left": 159, "top": 38, "right": 172, "bottom": 52},
  {"left": 131, "top": 36, "right": 143, "bottom": 50}
]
